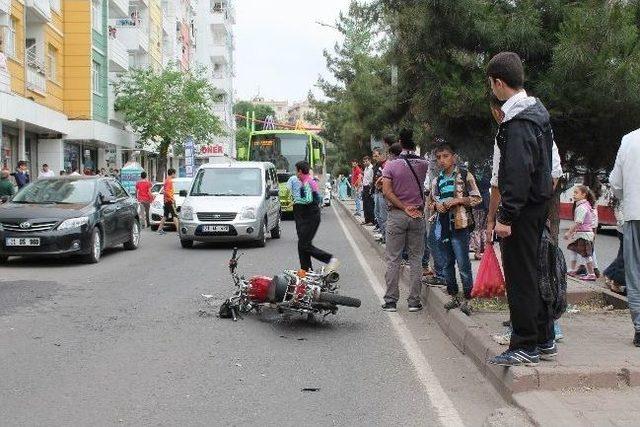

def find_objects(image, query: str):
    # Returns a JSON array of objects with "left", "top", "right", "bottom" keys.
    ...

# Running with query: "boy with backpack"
[{"left": 428, "top": 142, "right": 482, "bottom": 315}]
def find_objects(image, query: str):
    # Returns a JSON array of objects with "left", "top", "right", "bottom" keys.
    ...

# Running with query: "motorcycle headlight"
[
  {"left": 181, "top": 205, "right": 194, "bottom": 221},
  {"left": 152, "top": 200, "right": 163, "bottom": 209},
  {"left": 240, "top": 206, "right": 256, "bottom": 220},
  {"left": 58, "top": 216, "right": 89, "bottom": 230}
]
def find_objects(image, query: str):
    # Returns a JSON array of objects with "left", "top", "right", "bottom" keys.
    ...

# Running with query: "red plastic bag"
[{"left": 471, "top": 244, "right": 506, "bottom": 298}]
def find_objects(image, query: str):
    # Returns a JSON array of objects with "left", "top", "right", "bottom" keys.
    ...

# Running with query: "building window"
[
  {"left": 92, "top": 61, "right": 102, "bottom": 95},
  {"left": 92, "top": 0, "right": 103, "bottom": 33},
  {"left": 4, "top": 18, "right": 16, "bottom": 59},
  {"left": 46, "top": 45, "right": 57, "bottom": 82}
]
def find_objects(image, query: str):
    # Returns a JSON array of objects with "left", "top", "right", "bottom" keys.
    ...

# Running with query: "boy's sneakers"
[
  {"left": 580, "top": 273, "right": 597, "bottom": 281},
  {"left": 554, "top": 322, "right": 564, "bottom": 342},
  {"left": 158, "top": 230, "right": 166, "bottom": 235},
  {"left": 325, "top": 257, "right": 341, "bottom": 273},
  {"left": 460, "top": 300, "right": 472, "bottom": 316},
  {"left": 444, "top": 295, "right": 461, "bottom": 311},
  {"left": 537, "top": 340, "right": 558, "bottom": 361},
  {"left": 408, "top": 303, "right": 423, "bottom": 312},
  {"left": 373, "top": 233, "right": 384, "bottom": 241},
  {"left": 381, "top": 302, "right": 397, "bottom": 312},
  {"left": 489, "top": 349, "right": 540, "bottom": 367}
]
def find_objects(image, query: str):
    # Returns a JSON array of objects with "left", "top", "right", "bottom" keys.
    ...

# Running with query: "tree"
[
  {"left": 114, "top": 65, "right": 224, "bottom": 175},
  {"left": 232, "top": 101, "right": 276, "bottom": 128}
]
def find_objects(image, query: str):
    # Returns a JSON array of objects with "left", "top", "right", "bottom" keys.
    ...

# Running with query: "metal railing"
[{"left": 26, "top": 44, "right": 46, "bottom": 93}]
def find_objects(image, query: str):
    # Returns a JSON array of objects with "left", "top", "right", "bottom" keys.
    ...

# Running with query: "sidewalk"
[{"left": 335, "top": 197, "right": 639, "bottom": 423}]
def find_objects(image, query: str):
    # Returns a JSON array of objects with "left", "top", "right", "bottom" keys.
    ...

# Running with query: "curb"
[{"left": 334, "top": 198, "right": 639, "bottom": 400}]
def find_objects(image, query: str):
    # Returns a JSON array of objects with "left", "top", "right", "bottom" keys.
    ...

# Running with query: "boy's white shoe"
[{"left": 326, "top": 257, "right": 340, "bottom": 273}]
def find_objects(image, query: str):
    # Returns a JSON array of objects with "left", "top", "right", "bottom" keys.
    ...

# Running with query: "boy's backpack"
[{"left": 538, "top": 228, "right": 568, "bottom": 320}]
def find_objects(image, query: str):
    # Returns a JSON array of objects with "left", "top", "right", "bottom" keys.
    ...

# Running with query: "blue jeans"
[
  {"left": 374, "top": 192, "right": 388, "bottom": 237},
  {"left": 440, "top": 227, "right": 473, "bottom": 298},
  {"left": 428, "top": 219, "right": 445, "bottom": 278},
  {"left": 354, "top": 188, "right": 362, "bottom": 215},
  {"left": 624, "top": 221, "right": 640, "bottom": 332}
]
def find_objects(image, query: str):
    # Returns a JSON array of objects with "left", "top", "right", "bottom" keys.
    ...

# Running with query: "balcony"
[
  {"left": 0, "top": 0, "right": 11, "bottom": 15},
  {"left": 25, "top": 0, "right": 51, "bottom": 23},
  {"left": 113, "top": 19, "right": 149, "bottom": 52},
  {"left": 162, "top": 11, "right": 172, "bottom": 35},
  {"left": 108, "top": 35, "right": 129, "bottom": 72},
  {"left": 26, "top": 45, "right": 46, "bottom": 94},
  {"left": 209, "top": 43, "right": 230, "bottom": 64},
  {"left": 109, "top": 0, "right": 129, "bottom": 19}
]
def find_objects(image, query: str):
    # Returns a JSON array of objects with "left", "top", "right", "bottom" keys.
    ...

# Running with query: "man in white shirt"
[
  {"left": 361, "top": 156, "right": 375, "bottom": 225},
  {"left": 38, "top": 163, "right": 55, "bottom": 179},
  {"left": 609, "top": 128, "right": 640, "bottom": 347}
]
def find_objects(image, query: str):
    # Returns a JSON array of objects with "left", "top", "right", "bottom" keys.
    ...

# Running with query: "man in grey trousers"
[
  {"left": 610, "top": 127, "right": 640, "bottom": 347},
  {"left": 381, "top": 129, "right": 429, "bottom": 312}
]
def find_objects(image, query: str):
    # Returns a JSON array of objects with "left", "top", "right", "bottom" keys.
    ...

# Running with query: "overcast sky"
[{"left": 233, "top": 0, "right": 351, "bottom": 103}]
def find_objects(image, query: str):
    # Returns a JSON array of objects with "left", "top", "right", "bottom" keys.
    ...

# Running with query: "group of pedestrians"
[{"left": 343, "top": 51, "right": 640, "bottom": 368}]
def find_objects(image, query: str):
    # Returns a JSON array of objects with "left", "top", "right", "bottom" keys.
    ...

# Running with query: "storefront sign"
[
  {"left": 184, "top": 137, "right": 195, "bottom": 177},
  {"left": 200, "top": 144, "right": 225, "bottom": 156}
]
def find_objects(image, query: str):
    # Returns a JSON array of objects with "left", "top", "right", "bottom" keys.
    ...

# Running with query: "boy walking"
[
  {"left": 157, "top": 168, "right": 179, "bottom": 234},
  {"left": 429, "top": 142, "right": 482, "bottom": 315}
]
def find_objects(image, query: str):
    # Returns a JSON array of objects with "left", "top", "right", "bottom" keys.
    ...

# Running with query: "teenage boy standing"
[
  {"left": 361, "top": 156, "right": 375, "bottom": 225},
  {"left": 372, "top": 148, "right": 387, "bottom": 241},
  {"left": 486, "top": 52, "right": 555, "bottom": 367},
  {"left": 429, "top": 142, "right": 482, "bottom": 316},
  {"left": 381, "top": 129, "right": 429, "bottom": 312}
]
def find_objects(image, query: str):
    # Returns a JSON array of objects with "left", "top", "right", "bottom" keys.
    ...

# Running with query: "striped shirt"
[{"left": 438, "top": 171, "right": 456, "bottom": 200}]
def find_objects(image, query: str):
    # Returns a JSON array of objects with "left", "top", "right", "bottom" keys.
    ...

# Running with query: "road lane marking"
[{"left": 332, "top": 205, "right": 465, "bottom": 427}]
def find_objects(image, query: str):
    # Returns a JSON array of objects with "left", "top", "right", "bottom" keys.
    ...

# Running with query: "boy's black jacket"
[{"left": 496, "top": 100, "right": 554, "bottom": 225}]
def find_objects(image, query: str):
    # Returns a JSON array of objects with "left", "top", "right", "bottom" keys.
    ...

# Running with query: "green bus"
[{"left": 237, "top": 130, "right": 327, "bottom": 214}]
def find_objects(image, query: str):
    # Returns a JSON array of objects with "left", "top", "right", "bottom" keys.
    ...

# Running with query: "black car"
[{"left": 0, "top": 176, "right": 141, "bottom": 264}]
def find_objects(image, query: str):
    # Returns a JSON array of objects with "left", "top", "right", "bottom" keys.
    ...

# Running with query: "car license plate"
[
  {"left": 6, "top": 237, "right": 41, "bottom": 247},
  {"left": 202, "top": 225, "right": 229, "bottom": 233}
]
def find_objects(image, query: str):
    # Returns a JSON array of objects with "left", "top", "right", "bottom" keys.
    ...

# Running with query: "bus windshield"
[{"left": 250, "top": 133, "right": 308, "bottom": 173}]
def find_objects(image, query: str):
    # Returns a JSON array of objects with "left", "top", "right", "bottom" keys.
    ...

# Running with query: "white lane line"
[{"left": 332, "top": 205, "right": 465, "bottom": 427}]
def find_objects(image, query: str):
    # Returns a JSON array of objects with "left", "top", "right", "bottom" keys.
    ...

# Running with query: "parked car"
[
  {"left": 150, "top": 182, "right": 163, "bottom": 197},
  {"left": 149, "top": 177, "right": 193, "bottom": 230},
  {"left": 0, "top": 176, "right": 141, "bottom": 264},
  {"left": 178, "top": 162, "right": 281, "bottom": 248}
]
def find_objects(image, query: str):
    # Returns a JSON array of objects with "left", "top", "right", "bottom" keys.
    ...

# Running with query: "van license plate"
[
  {"left": 6, "top": 237, "right": 41, "bottom": 247},
  {"left": 203, "top": 225, "right": 229, "bottom": 233}
]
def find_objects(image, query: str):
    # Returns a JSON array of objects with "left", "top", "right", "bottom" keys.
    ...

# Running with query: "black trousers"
[
  {"left": 502, "top": 203, "right": 554, "bottom": 352},
  {"left": 293, "top": 204, "right": 332, "bottom": 271},
  {"left": 362, "top": 185, "right": 375, "bottom": 224}
]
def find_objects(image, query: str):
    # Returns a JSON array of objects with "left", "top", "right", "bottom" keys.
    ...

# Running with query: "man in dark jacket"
[
  {"left": 486, "top": 52, "right": 555, "bottom": 367},
  {"left": 13, "top": 160, "right": 30, "bottom": 189}
]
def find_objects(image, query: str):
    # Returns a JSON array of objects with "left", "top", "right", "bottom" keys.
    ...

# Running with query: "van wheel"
[
  {"left": 180, "top": 239, "right": 193, "bottom": 248},
  {"left": 83, "top": 228, "right": 102, "bottom": 264},
  {"left": 270, "top": 215, "right": 281, "bottom": 239},
  {"left": 256, "top": 220, "right": 267, "bottom": 248}
]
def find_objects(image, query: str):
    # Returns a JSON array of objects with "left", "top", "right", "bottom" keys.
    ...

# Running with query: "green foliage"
[
  {"left": 232, "top": 101, "right": 276, "bottom": 128},
  {"left": 114, "top": 64, "right": 224, "bottom": 168},
  {"left": 321, "top": 0, "right": 640, "bottom": 176},
  {"left": 235, "top": 127, "right": 251, "bottom": 151}
]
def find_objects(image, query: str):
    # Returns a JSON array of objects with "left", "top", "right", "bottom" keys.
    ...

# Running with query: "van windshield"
[{"left": 191, "top": 168, "right": 263, "bottom": 196}]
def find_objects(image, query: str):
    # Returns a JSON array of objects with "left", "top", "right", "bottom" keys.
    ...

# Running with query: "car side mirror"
[
  {"left": 179, "top": 190, "right": 188, "bottom": 197},
  {"left": 100, "top": 194, "right": 117, "bottom": 205},
  {"left": 268, "top": 188, "right": 279, "bottom": 198}
]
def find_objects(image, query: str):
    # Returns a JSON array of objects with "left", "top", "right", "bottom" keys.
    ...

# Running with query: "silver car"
[{"left": 178, "top": 162, "right": 281, "bottom": 248}]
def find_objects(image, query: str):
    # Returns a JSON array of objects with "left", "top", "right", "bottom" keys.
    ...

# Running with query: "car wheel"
[
  {"left": 270, "top": 215, "right": 281, "bottom": 239},
  {"left": 83, "top": 228, "right": 101, "bottom": 264},
  {"left": 180, "top": 239, "right": 193, "bottom": 248},
  {"left": 256, "top": 220, "right": 267, "bottom": 248},
  {"left": 124, "top": 220, "right": 141, "bottom": 250}
]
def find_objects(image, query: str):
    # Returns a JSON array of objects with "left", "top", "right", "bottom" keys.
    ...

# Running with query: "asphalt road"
[{"left": 0, "top": 207, "right": 527, "bottom": 426}]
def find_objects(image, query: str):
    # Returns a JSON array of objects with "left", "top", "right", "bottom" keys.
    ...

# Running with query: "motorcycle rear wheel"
[{"left": 318, "top": 292, "right": 361, "bottom": 308}]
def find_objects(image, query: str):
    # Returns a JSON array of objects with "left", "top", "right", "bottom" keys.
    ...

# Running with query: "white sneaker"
[
  {"left": 373, "top": 233, "right": 384, "bottom": 241},
  {"left": 325, "top": 257, "right": 340, "bottom": 273}
]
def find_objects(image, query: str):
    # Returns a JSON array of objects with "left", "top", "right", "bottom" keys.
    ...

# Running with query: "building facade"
[{"left": 194, "top": 0, "right": 234, "bottom": 160}]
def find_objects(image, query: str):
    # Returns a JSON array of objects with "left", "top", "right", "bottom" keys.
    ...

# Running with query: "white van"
[{"left": 177, "top": 162, "right": 281, "bottom": 248}]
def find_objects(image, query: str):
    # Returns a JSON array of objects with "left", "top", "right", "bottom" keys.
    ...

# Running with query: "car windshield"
[
  {"left": 13, "top": 179, "right": 96, "bottom": 204},
  {"left": 191, "top": 168, "right": 262, "bottom": 196}
]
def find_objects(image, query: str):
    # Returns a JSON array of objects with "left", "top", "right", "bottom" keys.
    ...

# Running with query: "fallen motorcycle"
[{"left": 211, "top": 248, "right": 361, "bottom": 321}]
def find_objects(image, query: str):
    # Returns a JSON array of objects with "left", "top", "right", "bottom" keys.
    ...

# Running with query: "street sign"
[{"left": 185, "top": 137, "right": 195, "bottom": 178}]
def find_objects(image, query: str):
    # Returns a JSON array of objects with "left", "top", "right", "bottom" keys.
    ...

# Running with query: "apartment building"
[{"left": 194, "top": 0, "right": 234, "bottom": 160}]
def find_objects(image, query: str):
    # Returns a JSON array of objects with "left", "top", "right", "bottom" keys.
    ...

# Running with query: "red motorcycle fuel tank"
[{"left": 248, "top": 276, "right": 273, "bottom": 303}]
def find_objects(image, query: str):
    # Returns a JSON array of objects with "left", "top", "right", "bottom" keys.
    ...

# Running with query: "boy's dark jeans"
[
  {"left": 428, "top": 219, "right": 445, "bottom": 277},
  {"left": 440, "top": 227, "right": 473, "bottom": 298}
]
